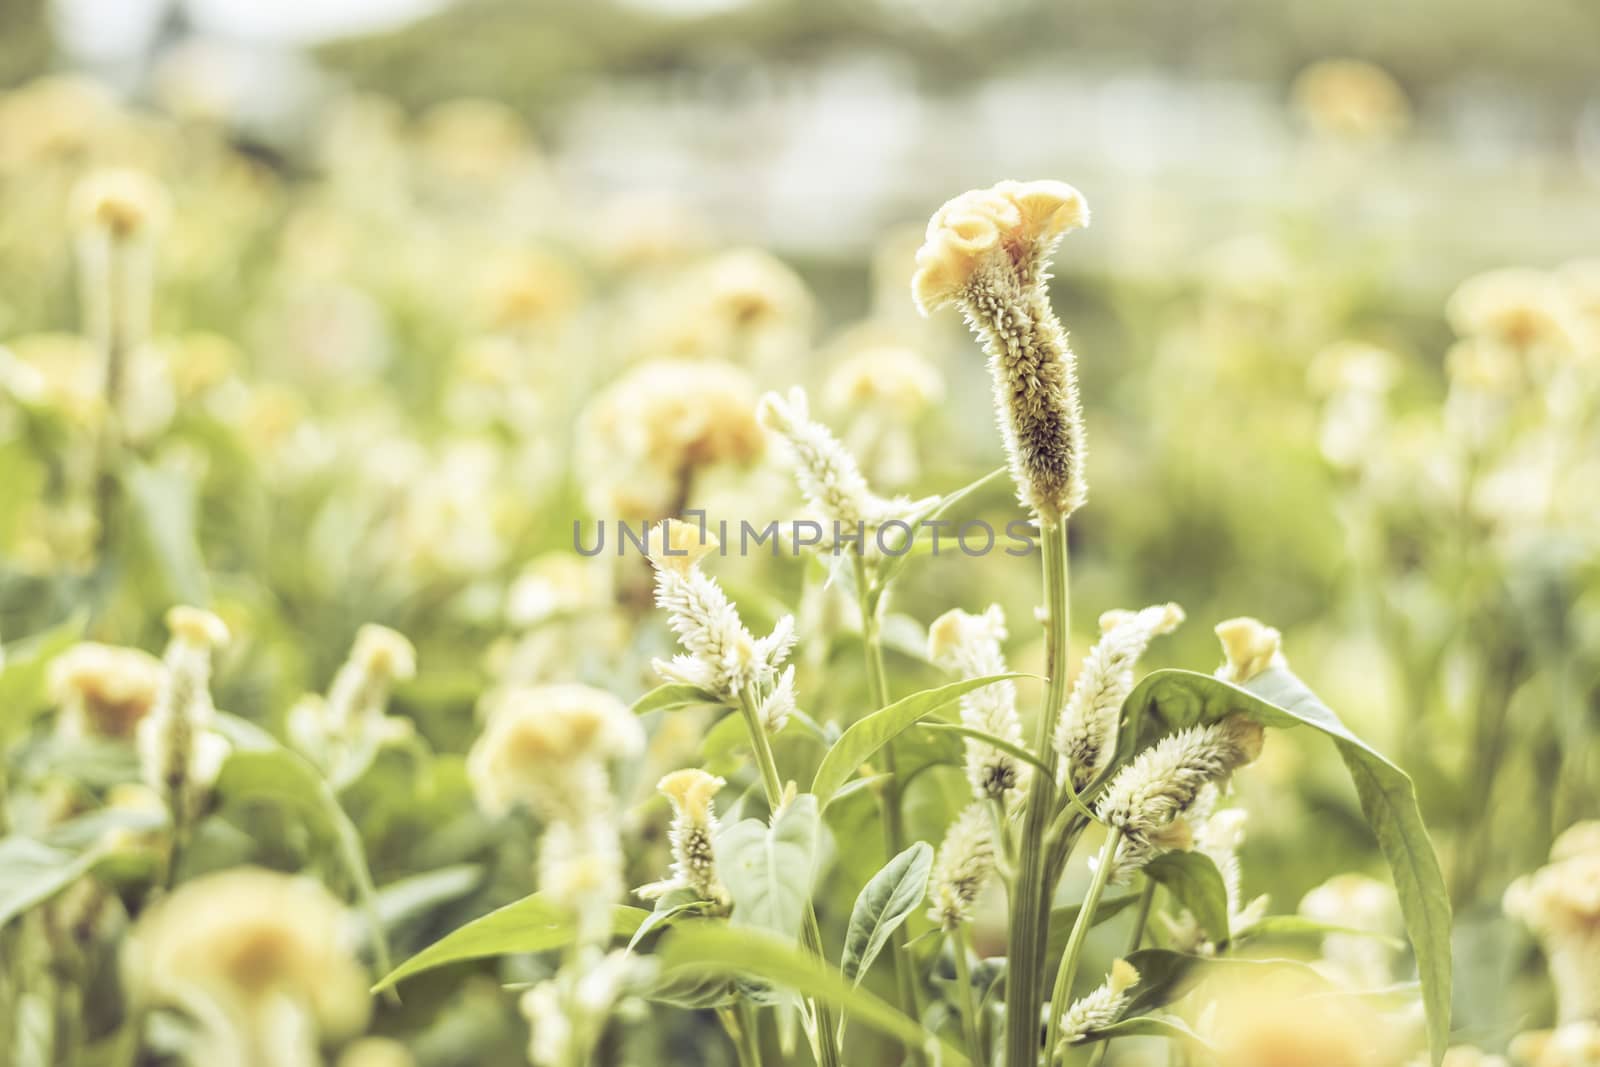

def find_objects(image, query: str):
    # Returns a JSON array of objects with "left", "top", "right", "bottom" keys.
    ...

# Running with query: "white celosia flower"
[
  {"left": 1055, "top": 602, "right": 1185, "bottom": 792},
  {"left": 1504, "top": 822, "right": 1600, "bottom": 1023},
  {"left": 1301, "top": 873, "right": 1400, "bottom": 990},
  {"left": 1511, "top": 1023, "right": 1600, "bottom": 1067},
  {"left": 290, "top": 624, "right": 417, "bottom": 782},
  {"left": 1095, "top": 717, "right": 1265, "bottom": 883},
  {"left": 913, "top": 179, "right": 1090, "bottom": 524},
  {"left": 1057, "top": 958, "right": 1140, "bottom": 1046},
  {"left": 927, "top": 605, "right": 1027, "bottom": 802},
  {"left": 927, "top": 803, "right": 997, "bottom": 930},
  {"left": 50, "top": 641, "right": 166, "bottom": 740},
  {"left": 136, "top": 606, "right": 231, "bottom": 823},
  {"left": 1213, "top": 617, "right": 1286, "bottom": 685},
  {"left": 647, "top": 520, "right": 795, "bottom": 710},
  {"left": 757, "top": 387, "right": 907, "bottom": 538},
  {"left": 638, "top": 769, "right": 727, "bottom": 905},
  {"left": 122, "top": 867, "right": 369, "bottom": 1067}
]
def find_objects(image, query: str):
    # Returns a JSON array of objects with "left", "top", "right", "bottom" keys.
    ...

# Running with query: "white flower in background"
[
  {"left": 927, "top": 803, "right": 997, "bottom": 930},
  {"left": 1300, "top": 873, "right": 1400, "bottom": 990},
  {"left": 122, "top": 867, "right": 369, "bottom": 1067},
  {"left": 822, "top": 344, "right": 944, "bottom": 487},
  {"left": 521, "top": 949, "right": 652, "bottom": 1067},
  {"left": 927, "top": 605, "right": 1027, "bottom": 803},
  {"left": 288, "top": 624, "right": 416, "bottom": 783},
  {"left": 1505, "top": 821, "right": 1600, "bottom": 1023},
  {"left": 137, "top": 606, "right": 231, "bottom": 826},
  {"left": 50, "top": 641, "right": 166, "bottom": 741},
  {"left": 1055, "top": 602, "right": 1185, "bottom": 792}
]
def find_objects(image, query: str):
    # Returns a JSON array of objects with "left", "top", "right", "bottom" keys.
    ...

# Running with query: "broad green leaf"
[
  {"left": 1236, "top": 913, "right": 1405, "bottom": 948},
  {"left": 841, "top": 842, "right": 933, "bottom": 988},
  {"left": 811, "top": 674, "right": 1030, "bottom": 804},
  {"left": 372, "top": 892, "right": 648, "bottom": 992},
  {"left": 1118, "top": 666, "right": 1452, "bottom": 1063},
  {"left": 1046, "top": 893, "right": 1143, "bottom": 958},
  {"left": 1145, "top": 851, "right": 1231, "bottom": 945},
  {"left": 122, "top": 460, "right": 209, "bottom": 607},
  {"left": 658, "top": 922, "right": 968, "bottom": 1066},
  {"left": 216, "top": 746, "right": 395, "bottom": 981},
  {"left": 715, "top": 794, "right": 820, "bottom": 939},
  {"left": 372, "top": 864, "right": 484, "bottom": 930},
  {"left": 0, "top": 612, "right": 88, "bottom": 747},
  {"left": 0, "top": 836, "right": 104, "bottom": 927},
  {"left": 1076, "top": 1013, "right": 1211, "bottom": 1050},
  {"left": 628, "top": 886, "right": 714, "bottom": 951},
  {"left": 631, "top": 683, "right": 723, "bottom": 716}
]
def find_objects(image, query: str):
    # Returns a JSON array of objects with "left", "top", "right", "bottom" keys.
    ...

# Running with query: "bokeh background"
[{"left": 2, "top": 0, "right": 1598, "bottom": 1062}]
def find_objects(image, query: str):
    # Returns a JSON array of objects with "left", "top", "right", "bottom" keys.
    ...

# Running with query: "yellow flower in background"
[
  {"left": 1292, "top": 58, "right": 1411, "bottom": 141},
  {"left": 50, "top": 642, "right": 166, "bottom": 741}
]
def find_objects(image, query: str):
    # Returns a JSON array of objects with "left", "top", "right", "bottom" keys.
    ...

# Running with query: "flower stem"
[
  {"left": 1044, "top": 827, "right": 1122, "bottom": 1067},
  {"left": 854, "top": 557, "right": 924, "bottom": 1060},
  {"left": 1005, "top": 521, "right": 1070, "bottom": 1067},
  {"left": 736, "top": 692, "right": 843, "bottom": 1067},
  {"left": 952, "top": 926, "right": 986, "bottom": 1067},
  {"left": 1085, "top": 877, "right": 1154, "bottom": 1067}
]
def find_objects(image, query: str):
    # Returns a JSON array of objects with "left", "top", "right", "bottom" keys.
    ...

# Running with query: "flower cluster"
[
  {"left": 927, "top": 803, "right": 997, "bottom": 930},
  {"left": 928, "top": 605, "right": 1027, "bottom": 802}
]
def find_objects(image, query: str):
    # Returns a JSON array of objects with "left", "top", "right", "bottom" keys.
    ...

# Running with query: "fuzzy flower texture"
[{"left": 913, "top": 179, "right": 1090, "bottom": 524}]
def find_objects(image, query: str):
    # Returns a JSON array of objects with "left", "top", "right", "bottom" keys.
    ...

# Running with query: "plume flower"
[
  {"left": 913, "top": 179, "right": 1090, "bottom": 524},
  {"left": 1504, "top": 821, "right": 1600, "bottom": 1023},
  {"left": 1301, "top": 873, "right": 1400, "bottom": 990},
  {"left": 927, "top": 803, "right": 997, "bottom": 930},
  {"left": 1214, "top": 617, "right": 1286, "bottom": 685},
  {"left": 136, "top": 606, "right": 231, "bottom": 825},
  {"left": 1056, "top": 958, "right": 1140, "bottom": 1047},
  {"left": 638, "top": 769, "right": 728, "bottom": 905},
  {"left": 927, "top": 605, "right": 1027, "bottom": 802},
  {"left": 122, "top": 867, "right": 369, "bottom": 1067},
  {"left": 1095, "top": 717, "right": 1265, "bottom": 883},
  {"left": 1055, "top": 602, "right": 1185, "bottom": 791},
  {"left": 822, "top": 343, "right": 945, "bottom": 486},
  {"left": 50, "top": 642, "right": 165, "bottom": 740},
  {"left": 647, "top": 520, "right": 796, "bottom": 713}
]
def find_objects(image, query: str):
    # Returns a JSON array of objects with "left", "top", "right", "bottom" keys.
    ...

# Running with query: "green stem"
[
  {"left": 736, "top": 693, "right": 843, "bottom": 1067},
  {"left": 721, "top": 1004, "right": 763, "bottom": 1067},
  {"left": 1044, "top": 827, "right": 1122, "bottom": 1067},
  {"left": 1005, "top": 522, "right": 1070, "bottom": 1067},
  {"left": 953, "top": 927, "right": 986, "bottom": 1067},
  {"left": 854, "top": 558, "right": 924, "bottom": 1059},
  {"left": 1085, "top": 878, "right": 1155, "bottom": 1067}
]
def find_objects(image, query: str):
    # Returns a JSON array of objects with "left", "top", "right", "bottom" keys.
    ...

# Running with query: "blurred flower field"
[{"left": 0, "top": 52, "right": 1597, "bottom": 1067}]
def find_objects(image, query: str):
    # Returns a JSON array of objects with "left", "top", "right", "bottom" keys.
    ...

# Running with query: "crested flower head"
[
  {"left": 1214, "top": 617, "right": 1285, "bottom": 685},
  {"left": 928, "top": 605, "right": 1027, "bottom": 802},
  {"left": 466, "top": 684, "right": 642, "bottom": 821},
  {"left": 927, "top": 802, "right": 997, "bottom": 929},
  {"left": 123, "top": 867, "right": 369, "bottom": 1067},
  {"left": 913, "top": 180, "right": 1091, "bottom": 523},
  {"left": 50, "top": 642, "right": 166, "bottom": 740},
  {"left": 1057, "top": 958, "right": 1140, "bottom": 1047},
  {"left": 912, "top": 180, "right": 1089, "bottom": 315},
  {"left": 1096, "top": 716, "right": 1265, "bottom": 883},
  {"left": 1056, "top": 602, "right": 1185, "bottom": 791},
  {"left": 1504, "top": 821, "right": 1600, "bottom": 1023},
  {"left": 699, "top": 248, "right": 813, "bottom": 332},
  {"left": 639, "top": 769, "right": 727, "bottom": 904}
]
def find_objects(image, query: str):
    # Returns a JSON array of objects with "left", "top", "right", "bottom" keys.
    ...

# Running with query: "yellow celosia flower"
[
  {"left": 1291, "top": 58, "right": 1411, "bottom": 141},
  {"left": 70, "top": 167, "right": 170, "bottom": 239},
  {"left": 1448, "top": 269, "right": 1576, "bottom": 355},
  {"left": 1214, "top": 617, "right": 1285, "bottom": 684},
  {"left": 49, "top": 642, "right": 166, "bottom": 740}
]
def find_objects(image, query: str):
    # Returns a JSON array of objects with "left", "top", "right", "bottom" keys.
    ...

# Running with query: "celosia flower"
[
  {"left": 521, "top": 948, "right": 650, "bottom": 1067},
  {"left": 289, "top": 624, "right": 416, "bottom": 782},
  {"left": 1095, "top": 716, "right": 1265, "bottom": 883},
  {"left": 1057, "top": 958, "right": 1140, "bottom": 1046},
  {"left": 1448, "top": 269, "right": 1576, "bottom": 357},
  {"left": 823, "top": 344, "right": 945, "bottom": 421},
  {"left": 913, "top": 179, "right": 1090, "bottom": 524},
  {"left": 1055, "top": 602, "right": 1185, "bottom": 792},
  {"left": 638, "top": 769, "right": 728, "bottom": 905},
  {"left": 70, "top": 168, "right": 170, "bottom": 240},
  {"left": 136, "top": 606, "right": 231, "bottom": 824},
  {"left": 1300, "top": 873, "right": 1400, "bottom": 990},
  {"left": 122, "top": 867, "right": 369, "bottom": 1067},
  {"left": 50, "top": 642, "right": 166, "bottom": 740},
  {"left": 1434, "top": 1048, "right": 1511, "bottom": 1067},
  {"left": 927, "top": 605, "right": 1027, "bottom": 802},
  {"left": 1504, "top": 821, "right": 1600, "bottom": 1023},
  {"left": 927, "top": 803, "right": 997, "bottom": 930},
  {"left": 1214, "top": 617, "right": 1285, "bottom": 685},
  {"left": 1164, "top": 797, "right": 1268, "bottom": 952},
  {"left": 577, "top": 360, "right": 764, "bottom": 520},
  {"left": 1291, "top": 58, "right": 1410, "bottom": 141},
  {"left": 506, "top": 553, "right": 612, "bottom": 629},
  {"left": 647, "top": 520, "right": 796, "bottom": 714},
  {"left": 1511, "top": 1023, "right": 1600, "bottom": 1067}
]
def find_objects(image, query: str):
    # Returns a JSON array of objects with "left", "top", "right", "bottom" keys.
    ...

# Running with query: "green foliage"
[
  {"left": 840, "top": 842, "right": 932, "bottom": 988},
  {"left": 715, "top": 793, "right": 821, "bottom": 940}
]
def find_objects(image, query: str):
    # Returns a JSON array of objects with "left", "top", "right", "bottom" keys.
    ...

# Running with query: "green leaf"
[
  {"left": 216, "top": 746, "right": 395, "bottom": 983},
  {"left": 1077, "top": 1013, "right": 1211, "bottom": 1050},
  {"left": 1046, "top": 894, "right": 1143, "bottom": 958},
  {"left": 372, "top": 892, "right": 648, "bottom": 992},
  {"left": 122, "top": 460, "right": 209, "bottom": 607},
  {"left": 916, "top": 721, "right": 1055, "bottom": 779},
  {"left": 715, "top": 794, "right": 820, "bottom": 939},
  {"left": 658, "top": 922, "right": 967, "bottom": 1066},
  {"left": 628, "top": 887, "right": 713, "bottom": 951},
  {"left": 372, "top": 864, "right": 484, "bottom": 930},
  {"left": 1235, "top": 914, "right": 1405, "bottom": 948},
  {"left": 841, "top": 842, "right": 933, "bottom": 988},
  {"left": 0, "top": 836, "right": 104, "bottom": 927},
  {"left": 1144, "top": 851, "right": 1231, "bottom": 945},
  {"left": 631, "top": 683, "right": 724, "bottom": 716},
  {"left": 1118, "top": 666, "right": 1452, "bottom": 1063},
  {"left": 811, "top": 674, "right": 1031, "bottom": 804},
  {"left": 0, "top": 612, "right": 88, "bottom": 747}
]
